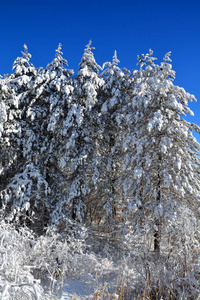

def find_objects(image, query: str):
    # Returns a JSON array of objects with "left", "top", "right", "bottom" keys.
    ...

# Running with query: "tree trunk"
[
  {"left": 110, "top": 133, "right": 117, "bottom": 219},
  {"left": 154, "top": 219, "right": 160, "bottom": 253},
  {"left": 154, "top": 153, "right": 161, "bottom": 255}
]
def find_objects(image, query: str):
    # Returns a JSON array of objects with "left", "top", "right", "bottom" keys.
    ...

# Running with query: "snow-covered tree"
[
  {"left": 121, "top": 50, "right": 200, "bottom": 257},
  {"left": 43, "top": 44, "right": 76, "bottom": 228},
  {"left": 94, "top": 51, "right": 129, "bottom": 228},
  {"left": 52, "top": 41, "right": 104, "bottom": 227},
  {"left": 0, "top": 46, "right": 51, "bottom": 231}
]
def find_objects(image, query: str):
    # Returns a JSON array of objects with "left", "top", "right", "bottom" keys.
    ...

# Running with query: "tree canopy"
[
  {"left": 1, "top": 43, "right": 199, "bottom": 231},
  {"left": 0, "top": 42, "right": 199, "bottom": 299}
]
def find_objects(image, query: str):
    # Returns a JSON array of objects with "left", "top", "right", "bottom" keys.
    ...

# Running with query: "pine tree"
[
  {"left": 53, "top": 41, "right": 104, "bottom": 227},
  {"left": 44, "top": 44, "right": 76, "bottom": 228},
  {"left": 121, "top": 50, "right": 200, "bottom": 258},
  {"left": 97, "top": 51, "right": 128, "bottom": 228},
  {"left": 0, "top": 45, "right": 49, "bottom": 229}
]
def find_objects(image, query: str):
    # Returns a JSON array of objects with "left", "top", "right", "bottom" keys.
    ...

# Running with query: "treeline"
[
  {"left": 0, "top": 42, "right": 199, "bottom": 249},
  {"left": 0, "top": 42, "right": 200, "bottom": 298}
]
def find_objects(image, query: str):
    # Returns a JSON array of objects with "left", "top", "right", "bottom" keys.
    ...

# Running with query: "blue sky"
[{"left": 0, "top": 0, "right": 199, "bottom": 134}]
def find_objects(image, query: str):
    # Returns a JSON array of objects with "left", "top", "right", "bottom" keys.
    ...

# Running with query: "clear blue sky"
[{"left": 0, "top": 0, "right": 199, "bottom": 135}]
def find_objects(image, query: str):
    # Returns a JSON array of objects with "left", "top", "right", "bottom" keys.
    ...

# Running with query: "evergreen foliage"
[{"left": 0, "top": 43, "right": 199, "bottom": 299}]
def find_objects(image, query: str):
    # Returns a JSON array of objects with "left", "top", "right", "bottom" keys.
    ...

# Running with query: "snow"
[
  {"left": 0, "top": 44, "right": 199, "bottom": 300},
  {"left": 134, "top": 167, "right": 142, "bottom": 179},
  {"left": 176, "top": 158, "right": 182, "bottom": 170},
  {"left": 101, "top": 102, "right": 108, "bottom": 113},
  {"left": 59, "top": 157, "right": 67, "bottom": 169},
  {"left": 43, "top": 279, "right": 88, "bottom": 299}
]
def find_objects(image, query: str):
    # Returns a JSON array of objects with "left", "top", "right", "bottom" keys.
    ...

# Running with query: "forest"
[{"left": 0, "top": 42, "right": 199, "bottom": 299}]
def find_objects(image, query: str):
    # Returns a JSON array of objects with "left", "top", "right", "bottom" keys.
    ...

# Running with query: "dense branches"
[
  {"left": 0, "top": 42, "right": 199, "bottom": 251},
  {"left": 0, "top": 42, "right": 199, "bottom": 298}
]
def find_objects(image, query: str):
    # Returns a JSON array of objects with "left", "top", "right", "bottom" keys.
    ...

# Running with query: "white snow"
[{"left": 42, "top": 279, "right": 88, "bottom": 299}]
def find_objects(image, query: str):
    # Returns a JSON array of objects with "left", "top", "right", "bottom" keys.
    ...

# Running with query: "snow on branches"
[{"left": 0, "top": 44, "right": 199, "bottom": 254}]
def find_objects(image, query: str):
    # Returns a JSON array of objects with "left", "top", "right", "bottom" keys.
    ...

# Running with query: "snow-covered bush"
[
  {"left": 0, "top": 217, "right": 199, "bottom": 299},
  {"left": 0, "top": 220, "right": 47, "bottom": 299}
]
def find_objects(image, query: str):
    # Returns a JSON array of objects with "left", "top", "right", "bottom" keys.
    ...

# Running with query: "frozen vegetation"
[{"left": 0, "top": 42, "right": 199, "bottom": 299}]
